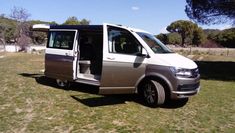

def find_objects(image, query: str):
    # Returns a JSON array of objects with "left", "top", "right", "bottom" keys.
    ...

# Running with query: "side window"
[
  {"left": 48, "top": 31, "right": 75, "bottom": 50},
  {"left": 108, "top": 27, "right": 142, "bottom": 55}
]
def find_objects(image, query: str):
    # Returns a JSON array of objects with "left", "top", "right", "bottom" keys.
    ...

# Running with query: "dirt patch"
[{"left": 112, "top": 120, "right": 127, "bottom": 126}]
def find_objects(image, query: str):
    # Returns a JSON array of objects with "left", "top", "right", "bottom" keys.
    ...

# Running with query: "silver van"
[{"left": 33, "top": 23, "right": 200, "bottom": 106}]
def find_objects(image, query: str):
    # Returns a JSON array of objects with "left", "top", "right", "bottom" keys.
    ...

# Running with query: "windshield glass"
[{"left": 137, "top": 32, "right": 173, "bottom": 53}]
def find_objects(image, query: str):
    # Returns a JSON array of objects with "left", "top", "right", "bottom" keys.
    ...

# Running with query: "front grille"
[{"left": 178, "top": 82, "right": 200, "bottom": 91}]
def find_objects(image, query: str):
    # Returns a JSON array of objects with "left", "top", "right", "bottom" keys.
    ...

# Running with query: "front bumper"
[{"left": 171, "top": 75, "right": 200, "bottom": 99}]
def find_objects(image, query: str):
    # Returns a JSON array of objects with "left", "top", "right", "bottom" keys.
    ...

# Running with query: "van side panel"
[
  {"left": 100, "top": 60, "right": 145, "bottom": 84},
  {"left": 99, "top": 64, "right": 145, "bottom": 94}
]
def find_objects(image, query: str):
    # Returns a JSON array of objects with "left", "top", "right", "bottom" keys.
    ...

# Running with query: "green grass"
[{"left": 0, "top": 52, "right": 234, "bottom": 132}]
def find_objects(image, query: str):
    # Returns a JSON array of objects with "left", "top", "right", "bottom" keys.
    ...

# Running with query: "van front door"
[
  {"left": 100, "top": 24, "right": 147, "bottom": 94},
  {"left": 45, "top": 29, "right": 78, "bottom": 81}
]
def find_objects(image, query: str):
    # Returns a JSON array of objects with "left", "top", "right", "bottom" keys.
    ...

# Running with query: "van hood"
[{"left": 151, "top": 53, "right": 198, "bottom": 69}]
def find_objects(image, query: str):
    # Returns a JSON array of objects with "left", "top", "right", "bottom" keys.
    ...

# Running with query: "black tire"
[
  {"left": 56, "top": 79, "right": 70, "bottom": 89},
  {"left": 140, "top": 80, "right": 165, "bottom": 107}
]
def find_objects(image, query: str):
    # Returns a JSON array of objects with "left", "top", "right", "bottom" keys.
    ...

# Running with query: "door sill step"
[{"left": 75, "top": 74, "right": 101, "bottom": 86}]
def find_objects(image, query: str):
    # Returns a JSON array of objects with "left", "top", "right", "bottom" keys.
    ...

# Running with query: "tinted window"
[
  {"left": 48, "top": 31, "right": 75, "bottom": 50},
  {"left": 108, "top": 27, "right": 142, "bottom": 55},
  {"left": 137, "top": 32, "right": 172, "bottom": 54}
]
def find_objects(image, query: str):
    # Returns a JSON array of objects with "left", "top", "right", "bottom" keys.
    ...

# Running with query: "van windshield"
[{"left": 137, "top": 32, "right": 173, "bottom": 54}]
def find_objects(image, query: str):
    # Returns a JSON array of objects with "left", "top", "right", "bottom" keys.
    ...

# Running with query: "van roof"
[
  {"left": 33, "top": 23, "right": 150, "bottom": 34},
  {"left": 50, "top": 25, "right": 103, "bottom": 31}
]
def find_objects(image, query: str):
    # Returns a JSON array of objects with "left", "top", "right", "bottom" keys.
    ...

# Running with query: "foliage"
[
  {"left": 166, "top": 20, "right": 202, "bottom": 46},
  {"left": 63, "top": 16, "right": 80, "bottom": 25},
  {"left": 157, "top": 26, "right": 235, "bottom": 47},
  {"left": 5, "top": 25, "right": 16, "bottom": 43},
  {"left": 215, "top": 28, "right": 235, "bottom": 48},
  {"left": 63, "top": 16, "right": 90, "bottom": 25},
  {"left": 156, "top": 33, "right": 167, "bottom": 44},
  {"left": 0, "top": 23, "right": 7, "bottom": 44},
  {"left": 0, "top": 14, "right": 91, "bottom": 46},
  {"left": 202, "top": 28, "right": 235, "bottom": 48},
  {"left": 156, "top": 33, "right": 183, "bottom": 46},
  {"left": 10, "top": 6, "right": 31, "bottom": 22},
  {"left": 0, "top": 17, "right": 17, "bottom": 43},
  {"left": 192, "top": 27, "right": 206, "bottom": 46},
  {"left": 185, "top": 0, "right": 235, "bottom": 25},
  {"left": 29, "top": 20, "right": 55, "bottom": 44},
  {"left": 0, "top": 6, "right": 234, "bottom": 48},
  {"left": 204, "top": 29, "right": 221, "bottom": 40},
  {"left": 50, "top": 21, "right": 58, "bottom": 25},
  {"left": 80, "top": 19, "right": 90, "bottom": 25},
  {"left": 167, "top": 33, "right": 182, "bottom": 45},
  {"left": 10, "top": 6, "right": 31, "bottom": 51},
  {"left": 156, "top": 33, "right": 182, "bottom": 45}
]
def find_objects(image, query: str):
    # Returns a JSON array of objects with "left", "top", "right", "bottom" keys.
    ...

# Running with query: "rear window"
[{"left": 48, "top": 31, "right": 76, "bottom": 50}]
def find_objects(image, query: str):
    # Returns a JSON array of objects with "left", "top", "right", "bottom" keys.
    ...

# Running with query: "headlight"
[{"left": 170, "top": 67, "right": 195, "bottom": 78}]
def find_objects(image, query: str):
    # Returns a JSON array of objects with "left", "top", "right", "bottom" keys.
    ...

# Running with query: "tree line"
[
  {"left": 156, "top": 20, "right": 235, "bottom": 48},
  {"left": 0, "top": 7, "right": 90, "bottom": 51},
  {"left": 1, "top": 0, "right": 235, "bottom": 50},
  {"left": 178, "top": 0, "right": 235, "bottom": 48}
]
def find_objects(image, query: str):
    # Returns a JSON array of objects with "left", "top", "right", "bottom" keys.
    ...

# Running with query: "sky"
[{"left": 0, "top": 0, "right": 232, "bottom": 34}]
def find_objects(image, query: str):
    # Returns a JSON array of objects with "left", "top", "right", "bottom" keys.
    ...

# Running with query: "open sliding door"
[{"left": 45, "top": 29, "right": 78, "bottom": 81}]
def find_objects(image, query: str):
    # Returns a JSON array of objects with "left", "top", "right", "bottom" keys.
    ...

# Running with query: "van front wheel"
[{"left": 141, "top": 80, "right": 165, "bottom": 107}]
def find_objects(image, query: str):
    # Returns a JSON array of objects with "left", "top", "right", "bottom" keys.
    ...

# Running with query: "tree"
[
  {"left": 192, "top": 27, "right": 206, "bottom": 46},
  {"left": 10, "top": 7, "right": 30, "bottom": 22},
  {"left": 167, "top": 33, "right": 182, "bottom": 45},
  {"left": 156, "top": 33, "right": 167, "bottom": 44},
  {"left": 204, "top": 29, "right": 221, "bottom": 40},
  {"left": 49, "top": 21, "right": 58, "bottom": 25},
  {"left": 0, "top": 23, "right": 7, "bottom": 50},
  {"left": 5, "top": 26, "right": 16, "bottom": 43},
  {"left": 10, "top": 6, "right": 31, "bottom": 51},
  {"left": 63, "top": 16, "right": 80, "bottom": 25},
  {"left": 63, "top": 17, "right": 90, "bottom": 25},
  {"left": 29, "top": 20, "right": 57, "bottom": 44},
  {"left": 80, "top": 19, "right": 90, "bottom": 25},
  {"left": 0, "top": 16, "right": 17, "bottom": 43},
  {"left": 215, "top": 28, "right": 235, "bottom": 48},
  {"left": 166, "top": 20, "right": 197, "bottom": 46},
  {"left": 185, "top": 0, "right": 235, "bottom": 25}
]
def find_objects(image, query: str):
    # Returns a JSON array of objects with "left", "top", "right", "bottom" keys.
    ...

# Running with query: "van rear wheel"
[
  {"left": 141, "top": 80, "right": 165, "bottom": 107},
  {"left": 56, "top": 79, "right": 70, "bottom": 89}
]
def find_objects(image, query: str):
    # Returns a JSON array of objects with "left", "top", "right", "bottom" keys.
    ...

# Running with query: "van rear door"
[{"left": 45, "top": 29, "right": 78, "bottom": 80}]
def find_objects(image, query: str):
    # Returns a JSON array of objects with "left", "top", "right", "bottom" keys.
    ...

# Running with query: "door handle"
[{"left": 107, "top": 57, "right": 115, "bottom": 60}]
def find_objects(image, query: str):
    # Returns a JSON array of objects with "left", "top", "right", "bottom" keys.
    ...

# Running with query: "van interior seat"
[
  {"left": 80, "top": 37, "right": 94, "bottom": 60},
  {"left": 123, "top": 42, "right": 138, "bottom": 54},
  {"left": 79, "top": 33, "right": 103, "bottom": 76},
  {"left": 114, "top": 41, "right": 123, "bottom": 53}
]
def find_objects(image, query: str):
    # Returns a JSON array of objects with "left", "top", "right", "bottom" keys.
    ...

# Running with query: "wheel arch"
[{"left": 136, "top": 73, "right": 173, "bottom": 99}]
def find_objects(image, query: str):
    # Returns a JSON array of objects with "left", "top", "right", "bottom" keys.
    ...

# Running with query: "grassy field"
[{"left": 0, "top": 52, "right": 234, "bottom": 132}]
